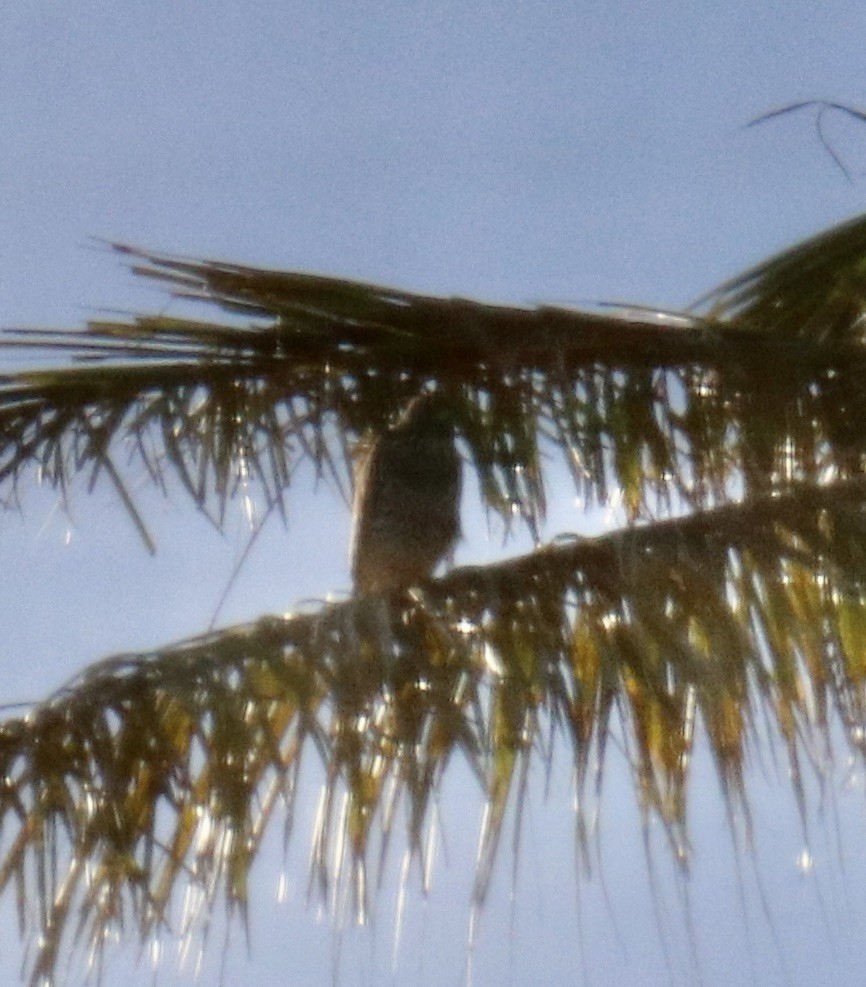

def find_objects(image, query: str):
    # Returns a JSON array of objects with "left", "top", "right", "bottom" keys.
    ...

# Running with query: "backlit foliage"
[{"left": 4, "top": 216, "right": 866, "bottom": 981}]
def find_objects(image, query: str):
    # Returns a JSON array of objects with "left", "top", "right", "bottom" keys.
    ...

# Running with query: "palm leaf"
[
  {"left": 6, "top": 222, "right": 866, "bottom": 544},
  {"left": 3, "top": 478, "right": 866, "bottom": 982},
  {"left": 6, "top": 216, "right": 866, "bottom": 979}
]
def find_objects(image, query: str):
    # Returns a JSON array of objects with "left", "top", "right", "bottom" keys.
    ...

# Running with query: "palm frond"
[
  {"left": 4, "top": 477, "right": 866, "bottom": 982},
  {"left": 6, "top": 223, "right": 866, "bottom": 542},
  {"left": 694, "top": 212, "right": 866, "bottom": 339},
  {"left": 6, "top": 215, "right": 866, "bottom": 978}
]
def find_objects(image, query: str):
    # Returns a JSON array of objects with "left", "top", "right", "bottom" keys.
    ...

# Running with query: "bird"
[{"left": 350, "top": 392, "right": 462, "bottom": 595}]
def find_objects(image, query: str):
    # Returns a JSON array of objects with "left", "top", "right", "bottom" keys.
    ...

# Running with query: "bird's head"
[{"left": 397, "top": 390, "right": 464, "bottom": 439}]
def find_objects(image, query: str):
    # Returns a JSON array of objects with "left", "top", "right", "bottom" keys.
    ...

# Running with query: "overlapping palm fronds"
[
  {"left": 4, "top": 479, "right": 866, "bottom": 984},
  {"left": 5, "top": 219, "right": 866, "bottom": 542},
  {"left": 6, "top": 215, "right": 866, "bottom": 981}
]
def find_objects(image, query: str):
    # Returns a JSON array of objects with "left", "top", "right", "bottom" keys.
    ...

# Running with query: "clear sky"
[
  {"left": 4, "top": 1, "right": 866, "bottom": 328},
  {"left": 3, "top": 2, "right": 866, "bottom": 984}
]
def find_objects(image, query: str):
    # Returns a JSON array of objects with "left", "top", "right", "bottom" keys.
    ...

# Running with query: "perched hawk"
[{"left": 351, "top": 393, "right": 462, "bottom": 594}]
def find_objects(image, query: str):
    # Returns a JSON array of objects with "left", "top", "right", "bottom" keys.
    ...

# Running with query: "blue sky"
[
  {"left": 3, "top": 2, "right": 866, "bottom": 984},
  {"left": 3, "top": 1, "right": 866, "bottom": 330}
]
